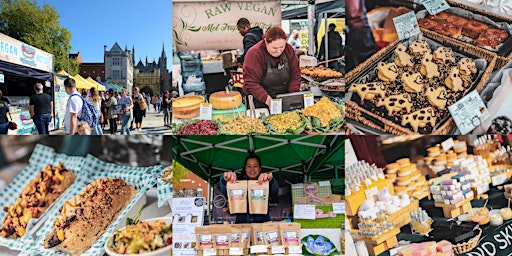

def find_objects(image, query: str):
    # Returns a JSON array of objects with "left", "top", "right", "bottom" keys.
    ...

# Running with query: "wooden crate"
[
  {"left": 388, "top": 198, "right": 419, "bottom": 228},
  {"left": 434, "top": 197, "right": 474, "bottom": 218},
  {"left": 345, "top": 179, "right": 393, "bottom": 216},
  {"left": 362, "top": 227, "right": 400, "bottom": 256}
]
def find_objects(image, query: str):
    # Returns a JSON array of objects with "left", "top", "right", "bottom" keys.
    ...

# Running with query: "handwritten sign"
[
  {"left": 199, "top": 103, "right": 212, "bottom": 120},
  {"left": 421, "top": 0, "right": 450, "bottom": 15},
  {"left": 293, "top": 204, "right": 316, "bottom": 220},
  {"left": 303, "top": 93, "right": 314, "bottom": 108},
  {"left": 270, "top": 98, "right": 282, "bottom": 115},
  {"left": 448, "top": 90, "right": 490, "bottom": 135},
  {"left": 393, "top": 11, "right": 421, "bottom": 40}
]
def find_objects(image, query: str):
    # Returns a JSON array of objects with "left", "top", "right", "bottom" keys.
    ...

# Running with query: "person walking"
[
  {"left": 318, "top": 23, "right": 343, "bottom": 72},
  {"left": 0, "top": 90, "right": 10, "bottom": 135},
  {"left": 152, "top": 95, "right": 157, "bottom": 112},
  {"left": 161, "top": 91, "right": 171, "bottom": 126},
  {"left": 236, "top": 18, "right": 264, "bottom": 65},
  {"left": 63, "top": 78, "right": 83, "bottom": 135},
  {"left": 118, "top": 88, "right": 133, "bottom": 135},
  {"left": 156, "top": 94, "right": 162, "bottom": 113},
  {"left": 132, "top": 87, "right": 145, "bottom": 131},
  {"left": 29, "top": 83, "right": 53, "bottom": 135},
  {"left": 106, "top": 89, "right": 118, "bottom": 135},
  {"left": 88, "top": 87, "right": 103, "bottom": 135}
]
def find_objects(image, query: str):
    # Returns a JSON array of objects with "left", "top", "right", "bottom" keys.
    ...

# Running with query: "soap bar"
[{"left": 436, "top": 240, "right": 453, "bottom": 253}]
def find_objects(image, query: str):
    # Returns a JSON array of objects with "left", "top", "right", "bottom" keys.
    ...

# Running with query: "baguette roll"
[
  {"left": 44, "top": 178, "right": 135, "bottom": 255},
  {"left": 1, "top": 163, "right": 76, "bottom": 238}
]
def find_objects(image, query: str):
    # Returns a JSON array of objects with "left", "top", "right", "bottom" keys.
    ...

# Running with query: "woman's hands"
[
  {"left": 223, "top": 171, "right": 273, "bottom": 185},
  {"left": 223, "top": 172, "right": 237, "bottom": 183},
  {"left": 258, "top": 172, "right": 273, "bottom": 185}
]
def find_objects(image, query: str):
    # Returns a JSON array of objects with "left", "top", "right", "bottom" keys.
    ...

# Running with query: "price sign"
[
  {"left": 270, "top": 98, "right": 282, "bottom": 115},
  {"left": 229, "top": 248, "right": 243, "bottom": 255},
  {"left": 289, "top": 245, "right": 303, "bottom": 254},
  {"left": 250, "top": 245, "right": 268, "bottom": 253},
  {"left": 421, "top": 0, "right": 450, "bottom": 15},
  {"left": 441, "top": 138, "right": 454, "bottom": 152},
  {"left": 303, "top": 93, "right": 314, "bottom": 108},
  {"left": 272, "top": 246, "right": 285, "bottom": 254},
  {"left": 199, "top": 103, "right": 212, "bottom": 120},
  {"left": 393, "top": 11, "right": 421, "bottom": 40},
  {"left": 492, "top": 174, "right": 508, "bottom": 186},
  {"left": 333, "top": 202, "right": 345, "bottom": 214},
  {"left": 447, "top": 90, "right": 490, "bottom": 135},
  {"left": 293, "top": 204, "right": 316, "bottom": 219}
]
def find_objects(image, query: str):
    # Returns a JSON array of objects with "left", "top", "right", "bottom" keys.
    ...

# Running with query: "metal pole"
[
  {"left": 307, "top": 0, "right": 315, "bottom": 56},
  {"left": 324, "top": 12, "right": 329, "bottom": 67}
]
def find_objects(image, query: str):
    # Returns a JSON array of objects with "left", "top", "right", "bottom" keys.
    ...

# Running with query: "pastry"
[
  {"left": 401, "top": 72, "right": 424, "bottom": 93},
  {"left": 433, "top": 47, "right": 455, "bottom": 64},
  {"left": 463, "top": 20, "right": 490, "bottom": 39},
  {"left": 420, "top": 53, "right": 440, "bottom": 79},
  {"left": 475, "top": 28, "right": 509, "bottom": 49},
  {"left": 377, "top": 62, "right": 399, "bottom": 82},
  {"left": 394, "top": 43, "right": 414, "bottom": 68},
  {"left": 409, "top": 40, "right": 431, "bottom": 56},
  {"left": 386, "top": 163, "right": 399, "bottom": 174},
  {"left": 396, "top": 158, "right": 411, "bottom": 167},
  {"left": 401, "top": 107, "right": 437, "bottom": 133},
  {"left": 445, "top": 67, "right": 464, "bottom": 92},
  {"left": 418, "top": 18, "right": 439, "bottom": 30},
  {"left": 426, "top": 87, "right": 448, "bottom": 109},
  {"left": 376, "top": 93, "right": 412, "bottom": 116},
  {"left": 434, "top": 24, "right": 463, "bottom": 38},
  {"left": 0, "top": 164, "right": 76, "bottom": 238},
  {"left": 457, "top": 58, "right": 477, "bottom": 76},
  {"left": 446, "top": 14, "right": 469, "bottom": 26},
  {"left": 427, "top": 12, "right": 450, "bottom": 20},
  {"left": 44, "top": 178, "right": 136, "bottom": 255},
  {"left": 348, "top": 82, "right": 386, "bottom": 101}
]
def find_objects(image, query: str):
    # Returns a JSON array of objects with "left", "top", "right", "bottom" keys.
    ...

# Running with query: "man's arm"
[
  {"left": 69, "top": 112, "right": 78, "bottom": 134},
  {"left": 50, "top": 101, "right": 54, "bottom": 118},
  {"left": 29, "top": 105, "right": 35, "bottom": 117}
]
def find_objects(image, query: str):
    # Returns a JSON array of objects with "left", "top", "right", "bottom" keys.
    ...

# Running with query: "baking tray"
[
  {"left": 447, "top": 0, "right": 512, "bottom": 22},
  {"left": 0, "top": 145, "right": 87, "bottom": 251},
  {"left": 31, "top": 154, "right": 156, "bottom": 256},
  {"left": 345, "top": 34, "right": 496, "bottom": 135}
]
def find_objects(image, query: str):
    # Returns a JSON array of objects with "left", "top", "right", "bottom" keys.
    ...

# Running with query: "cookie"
[
  {"left": 401, "top": 72, "right": 424, "bottom": 93},
  {"left": 457, "top": 58, "right": 477, "bottom": 76},
  {"left": 433, "top": 47, "right": 455, "bottom": 64},
  {"left": 420, "top": 52, "right": 440, "bottom": 79},
  {"left": 348, "top": 82, "right": 386, "bottom": 101},
  {"left": 376, "top": 93, "right": 412, "bottom": 116},
  {"left": 426, "top": 87, "right": 448, "bottom": 109},
  {"left": 377, "top": 62, "right": 399, "bottom": 82},
  {"left": 445, "top": 67, "right": 464, "bottom": 92},
  {"left": 394, "top": 43, "right": 414, "bottom": 68},
  {"left": 401, "top": 107, "right": 437, "bottom": 133},
  {"left": 409, "top": 40, "right": 431, "bottom": 56}
]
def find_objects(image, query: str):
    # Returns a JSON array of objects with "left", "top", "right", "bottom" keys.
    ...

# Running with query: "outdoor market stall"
[
  {"left": 344, "top": 0, "right": 512, "bottom": 136},
  {"left": 345, "top": 135, "right": 512, "bottom": 256},
  {"left": 169, "top": 135, "right": 343, "bottom": 255}
]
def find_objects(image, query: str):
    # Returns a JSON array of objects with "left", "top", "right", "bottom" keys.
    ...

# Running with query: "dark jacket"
[
  {"left": 220, "top": 172, "right": 279, "bottom": 223},
  {"left": 318, "top": 31, "right": 343, "bottom": 61},
  {"left": 237, "top": 26, "right": 264, "bottom": 64}
]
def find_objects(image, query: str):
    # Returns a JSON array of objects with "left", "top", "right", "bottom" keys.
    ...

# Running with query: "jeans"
[
  {"left": 109, "top": 118, "right": 117, "bottom": 134},
  {"left": 157, "top": 103, "right": 161, "bottom": 112},
  {"left": 0, "top": 122, "right": 8, "bottom": 134},
  {"left": 33, "top": 114, "right": 52, "bottom": 135},
  {"left": 163, "top": 108, "right": 170, "bottom": 125},
  {"left": 93, "top": 124, "right": 103, "bottom": 135},
  {"left": 120, "top": 114, "right": 131, "bottom": 135}
]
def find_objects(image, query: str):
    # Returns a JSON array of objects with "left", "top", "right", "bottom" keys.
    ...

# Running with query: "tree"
[{"left": 0, "top": 0, "right": 79, "bottom": 74}]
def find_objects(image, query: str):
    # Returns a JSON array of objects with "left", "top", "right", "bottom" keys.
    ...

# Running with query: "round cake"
[
  {"left": 209, "top": 91, "right": 242, "bottom": 110},
  {"left": 173, "top": 95, "right": 205, "bottom": 119}
]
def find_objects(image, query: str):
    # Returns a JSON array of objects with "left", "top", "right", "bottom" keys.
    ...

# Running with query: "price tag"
[
  {"left": 393, "top": 11, "right": 421, "bottom": 40},
  {"left": 447, "top": 90, "right": 490, "bottom": 135},
  {"left": 293, "top": 204, "right": 316, "bottom": 219},
  {"left": 441, "top": 138, "right": 454, "bottom": 152},
  {"left": 199, "top": 103, "right": 212, "bottom": 120},
  {"left": 250, "top": 245, "right": 268, "bottom": 253},
  {"left": 0, "top": 73, "right": 3, "bottom": 83},
  {"left": 204, "top": 248, "right": 217, "bottom": 255},
  {"left": 270, "top": 98, "right": 282, "bottom": 115},
  {"left": 318, "top": 180, "right": 331, "bottom": 187},
  {"left": 272, "top": 246, "right": 285, "bottom": 254},
  {"left": 229, "top": 247, "right": 244, "bottom": 255},
  {"left": 365, "top": 187, "right": 378, "bottom": 200},
  {"left": 303, "top": 93, "right": 314, "bottom": 108},
  {"left": 333, "top": 202, "right": 345, "bottom": 214},
  {"left": 492, "top": 174, "right": 508, "bottom": 186},
  {"left": 421, "top": 0, "right": 450, "bottom": 15},
  {"left": 288, "top": 245, "right": 303, "bottom": 254},
  {"left": 291, "top": 183, "right": 304, "bottom": 189},
  {"left": 477, "top": 183, "right": 489, "bottom": 194}
]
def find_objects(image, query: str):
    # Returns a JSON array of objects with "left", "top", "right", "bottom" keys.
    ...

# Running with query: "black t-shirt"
[
  {"left": 29, "top": 93, "right": 53, "bottom": 115},
  {"left": 0, "top": 100, "right": 8, "bottom": 123},
  {"left": 161, "top": 97, "right": 170, "bottom": 109}
]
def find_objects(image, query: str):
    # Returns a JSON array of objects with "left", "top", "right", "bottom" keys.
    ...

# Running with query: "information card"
[
  {"left": 293, "top": 204, "right": 316, "bottom": 220},
  {"left": 270, "top": 98, "right": 283, "bottom": 115},
  {"left": 171, "top": 197, "right": 206, "bottom": 256},
  {"left": 447, "top": 90, "right": 490, "bottom": 135},
  {"left": 303, "top": 93, "right": 315, "bottom": 108},
  {"left": 421, "top": 0, "right": 450, "bottom": 15},
  {"left": 199, "top": 103, "right": 212, "bottom": 120},
  {"left": 393, "top": 11, "right": 421, "bottom": 40}
]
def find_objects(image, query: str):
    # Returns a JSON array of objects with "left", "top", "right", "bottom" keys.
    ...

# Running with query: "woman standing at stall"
[
  {"left": 118, "top": 89, "right": 133, "bottom": 135},
  {"left": 243, "top": 26, "right": 301, "bottom": 108},
  {"left": 220, "top": 154, "right": 279, "bottom": 223},
  {"left": 132, "top": 87, "right": 145, "bottom": 131}
]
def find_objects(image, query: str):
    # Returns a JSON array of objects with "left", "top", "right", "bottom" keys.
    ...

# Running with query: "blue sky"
[{"left": 39, "top": 0, "right": 173, "bottom": 66}]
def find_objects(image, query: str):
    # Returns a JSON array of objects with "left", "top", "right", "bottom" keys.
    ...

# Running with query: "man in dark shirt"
[
  {"left": 0, "top": 89, "right": 8, "bottom": 134},
  {"left": 318, "top": 23, "right": 343, "bottom": 72},
  {"left": 29, "top": 83, "right": 53, "bottom": 134},
  {"left": 236, "top": 18, "right": 264, "bottom": 65}
]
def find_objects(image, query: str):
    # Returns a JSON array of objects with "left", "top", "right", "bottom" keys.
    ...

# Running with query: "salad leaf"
[{"left": 126, "top": 204, "right": 146, "bottom": 226}]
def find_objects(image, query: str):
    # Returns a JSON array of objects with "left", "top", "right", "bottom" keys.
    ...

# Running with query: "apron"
[{"left": 252, "top": 51, "right": 290, "bottom": 108}]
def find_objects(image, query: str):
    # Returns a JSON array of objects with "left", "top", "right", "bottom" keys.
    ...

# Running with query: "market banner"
[
  {"left": 0, "top": 33, "right": 53, "bottom": 73},
  {"left": 173, "top": 0, "right": 282, "bottom": 51},
  {"left": 462, "top": 219, "right": 512, "bottom": 256}
]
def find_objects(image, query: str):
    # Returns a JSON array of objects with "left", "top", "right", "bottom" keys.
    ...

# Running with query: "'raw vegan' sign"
[{"left": 173, "top": 1, "right": 281, "bottom": 51}]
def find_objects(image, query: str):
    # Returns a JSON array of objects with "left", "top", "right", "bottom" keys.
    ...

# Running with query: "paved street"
[{"left": 47, "top": 109, "right": 173, "bottom": 135}]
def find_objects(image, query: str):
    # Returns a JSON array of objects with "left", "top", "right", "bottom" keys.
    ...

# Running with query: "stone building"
[
  {"left": 104, "top": 43, "right": 134, "bottom": 92},
  {"left": 133, "top": 44, "right": 172, "bottom": 97}
]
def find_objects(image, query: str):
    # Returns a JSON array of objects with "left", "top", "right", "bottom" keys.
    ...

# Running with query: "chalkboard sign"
[{"left": 110, "top": 104, "right": 126, "bottom": 116}]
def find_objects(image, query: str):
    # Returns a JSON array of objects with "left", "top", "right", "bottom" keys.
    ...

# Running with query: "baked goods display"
[
  {"left": 300, "top": 66, "right": 343, "bottom": 81},
  {"left": 44, "top": 178, "right": 135, "bottom": 255},
  {"left": 0, "top": 164, "right": 76, "bottom": 238},
  {"left": 348, "top": 39, "right": 481, "bottom": 134},
  {"left": 418, "top": 11, "right": 510, "bottom": 50}
]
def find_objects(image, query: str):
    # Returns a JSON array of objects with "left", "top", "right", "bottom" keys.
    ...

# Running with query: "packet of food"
[
  {"left": 251, "top": 223, "right": 265, "bottom": 245},
  {"left": 262, "top": 222, "right": 281, "bottom": 246},
  {"left": 240, "top": 224, "right": 252, "bottom": 255},
  {"left": 196, "top": 226, "right": 214, "bottom": 254},
  {"left": 211, "top": 225, "right": 231, "bottom": 256},
  {"left": 227, "top": 180, "right": 248, "bottom": 214},
  {"left": 279, "top": 222, "right": 301, "bottom": 252},
  {"left": 248, "top": 180, "right": 269, "bottom": 214},
  {"left": 230, "top": 225, "right": 242, "bottom": 248}
]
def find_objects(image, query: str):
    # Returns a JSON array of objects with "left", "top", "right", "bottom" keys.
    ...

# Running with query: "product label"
[
  {"left": 272, "top": 245, "right": 285, "bottom": 254},
  {"left": 393, "top": 11, "right": 421, "bottom": 40},
  {"left": 250, "top": 245, "right": 268, "bottom": 253},
  {"left": 421, "top": 0, "right": 450, "bottom": 15},
  {"left": 241, "top": 231, "right": 249, "bottom": 243},
  {"left": 288, "top": 245, "right": 303, "bottom": 254},
  {"left": 283, "top": 231, "right": 299, "bottom": 242},
  {"left": 229, "top": 247, "right": 244, "bottom": 255},
  {"left": 448, "top": 90, "right": 490, "bottom": 135},
  {"left": 230, "top": 189, "right": 246, "bottom": 199},
  {"left": 199, "top": 103, "right": 213, "bottom": 120},
  {"left": 255, "top": 231, "right": 264, "bottom": 243},
  {"left": 270, "top": 98, "right": 282, "bottom": 115},
  {"left": 199, "top": 234, "right": 213, "bottom": 246},
  {"left": 251, "top": 189, "right": 267, "bottom": 200},
  {"left": 204, "top": 248, "right": 217, "bottom": 256},
  {"left": 265, "top": 231, "right": 280, "bottom": 244},
  {"left": 214, "top": 234, "right": 229, "bottom": 247},
  {"left": 303, "top": 93, "right": 314, "bottom": 108},
  {"left": 293, "top": 204, "right": 316, "bottom": 220},
  {"left": 231, "top": 232, "right": 241, "bottom": 243}
]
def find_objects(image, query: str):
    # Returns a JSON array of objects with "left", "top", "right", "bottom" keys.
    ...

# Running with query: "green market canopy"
[{"left": 173, "top": 135, "right": 344, "bottom": 182}]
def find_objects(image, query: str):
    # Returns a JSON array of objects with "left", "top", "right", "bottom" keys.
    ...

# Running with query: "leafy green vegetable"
[{"left": 126, "top": 204, "right": 145, "bottom": 226}]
